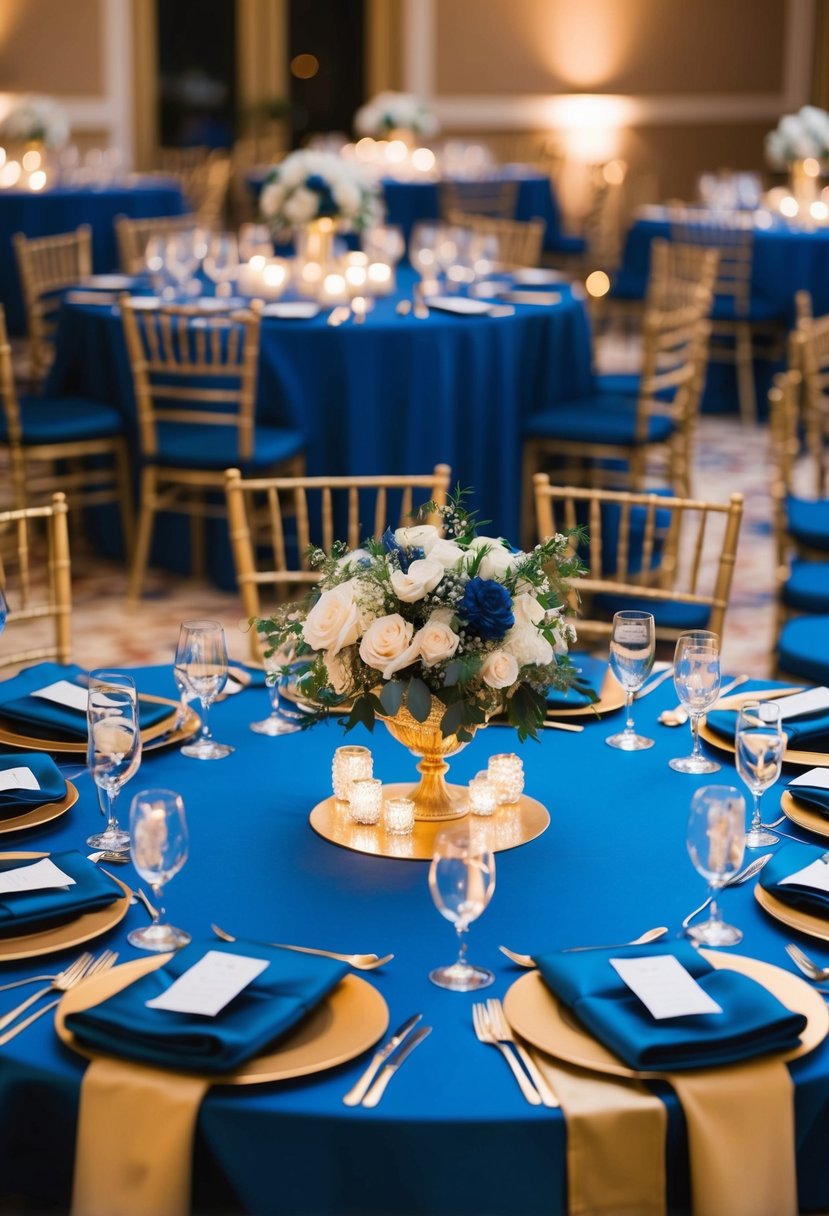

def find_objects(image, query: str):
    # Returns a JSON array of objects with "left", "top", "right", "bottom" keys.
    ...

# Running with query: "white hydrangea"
[
  {"left": 354, "top": 91, "right": 439, "bottom": 138},
  {"left": 0, "top": 95, "right": 70, "bottom": 148},
  {"left": 765, "top": 105, "right": 829, "bottom": 168},
  {"left": 259, "top": 149, "right": 381, "bottom": 232}
]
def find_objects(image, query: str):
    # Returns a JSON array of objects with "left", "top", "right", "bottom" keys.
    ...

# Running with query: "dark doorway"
[
  {"left": 288, "top": 0, "right": 365, "bottom": 147},
  {"left": 156, "top": 0, "right": 238, "bottom": 149}
]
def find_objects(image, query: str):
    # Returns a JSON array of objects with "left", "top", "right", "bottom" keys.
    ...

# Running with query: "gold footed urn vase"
[{"left": 381, "top": 698, "right": 482, "bottom": 822}]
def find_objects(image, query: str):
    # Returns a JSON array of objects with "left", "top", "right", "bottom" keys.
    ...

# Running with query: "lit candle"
[
  {"left": 488, "top": 753, "right": 524, "bottom": 804},
  {"left": 384, "top": 796, "right": 414, "bottom": 835},
  {"left": 331, "top": 745, "right": 373, "bottom": 802},
  {"left": 468, "top": 772, "right": 498, "bottom": 817},
  {"left": 322, "top": 272, "right": 348, "bottom": 304},
  {"left": 367, "top": 261, "right": 393, "bottom": 294},
  {"left": 349, "top": 777, "right": 383, "bottom": 825}
]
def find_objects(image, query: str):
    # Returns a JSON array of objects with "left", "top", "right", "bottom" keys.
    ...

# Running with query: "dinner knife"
[
  {"left": 361, "top": 1025, "right": 432, "bottom": 1108},
  {"left": 342, "top": 1013, "right": 423, "bottom": 1106}
]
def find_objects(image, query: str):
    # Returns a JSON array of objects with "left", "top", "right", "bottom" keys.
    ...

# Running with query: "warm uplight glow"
[
  {"left": 28, "top": 169, "right": 46, "bottom": 191},
  {"left": 291, "top": 53, "right": 319, "bottom": 80},
  {"left": 386, "top": 140, "right": 408, "bottom": 164},
  {"left": 542, "top": 95, "right": 632, "bottom": 162},
  {"left": 21, "top": 148, "right": 40, "bottom": 171},
  {"left": 411, "top": 147, "right": 436, "bottom": 173},
  {"left": 804, "top": 157, "right": 821, "bottom": 178},
  {"left": 544, "top": 1, "right": 632, "bottom": 87},
  {"left": 780, "top": 195, "right": 799, "bottom": 218},
  {"left": 585, "top": 270, "right": 610, "bottom": 297},
  {"left": 810, "top": 200, "right": 829, "bottom": 221},
  {"left": 602, "top": 159, "right": 626, "bottom": 186}
]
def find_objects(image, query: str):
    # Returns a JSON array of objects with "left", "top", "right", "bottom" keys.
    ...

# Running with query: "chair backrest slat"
[{"left": 0, "top": 493, "right": 72, "bottom": 670}]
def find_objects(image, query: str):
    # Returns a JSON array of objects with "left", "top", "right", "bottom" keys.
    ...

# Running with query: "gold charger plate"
[
  {"left": 754, "top": 884, "right": 829, "bottom": 944},
  {"left": 0, "top": 780, "right": 78, "bottom": 836},
  {"left": 0, "top": 851, "right": 130, "bottom": 961},
  {"left": 781, "top": 789, "right": 829, "bottom": 840},
  {"left": 309, "top": 784, "right": 549, "bottom": 860},
  {"left": 0, "top": 696, "right": 199, "bottom": 756},
  {"left": 543, "top": 665, "right": 625, "bottom": 719},
  {"left": 697, "top": 686, "right": 829, "bottom": 769},
  {"left": 55, "top": 955, "right": 389, "bottom": 1085},
  {"left": 503, "top": 949, "right": 829, "bottom": 1079}
]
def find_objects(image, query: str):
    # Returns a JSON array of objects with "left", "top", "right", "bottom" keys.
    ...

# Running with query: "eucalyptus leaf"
[{"left": 406, "top": 677, "right": 432, "bottom": 723}]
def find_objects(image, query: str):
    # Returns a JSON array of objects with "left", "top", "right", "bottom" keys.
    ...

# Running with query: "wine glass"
[
  {"left": 686, "top": 784, "right": 746, "bottom": 946},
  {"left": 364, "top": 224, "right": 405, "bottom": 268},
  {"left": 238, "top": 223, "right": 274, "bottom": 264},
  {"left": 669, "top": 630, "right": 722, "bottom": 774},
  {"left": 250, "top": 655, "right": 306, "bottom": 736},
  {"left": 203, "top": 232, "right": 239, "bottom": 298},
  {"left": 175, "top": 620, "right": 234, "bottom": 759},
  {"left": 428, "top": 826, "right": 496, "bottom": 991},
  {"left": 606, "top": 610, "right": 656, "bottom": 750},
  {"left": 127, "top": 788, "right": 191, "bottom": 952},
  {"left": 86, "top": 671, "right": 142, "bottom": 850},
  {"left": 409, "top": 222, "right": 441, "bottom": 288},
  {"left": 164, "top": 231, "right": 199, "bottom": 297},
  {"left": 735, "top": 700, "right": 785, "bottom": 847}
]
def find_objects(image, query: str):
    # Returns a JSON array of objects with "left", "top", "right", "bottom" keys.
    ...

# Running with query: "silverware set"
[
  {"left": 472, "top": 998, "right": 557, "bottom": 1106},
  {"left": 343, "top": 1013, "right": 431, "bottom": 1107},
  {"left": 499, "top": 926, "right": 669, "bottom": 969},
  {"left": 0, "top": 949, "right": 117, "bottom": 1046}
]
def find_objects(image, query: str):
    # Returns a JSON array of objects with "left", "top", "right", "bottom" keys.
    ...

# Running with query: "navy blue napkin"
[
  {"left": 532, "top": 941, "right": 806, "bottom": 1071},
  {"left": 0, "top": 850, "right": 125, "bottom": 935},
  {"left": 759, "top": 841, "right": 829, "bottom": 917},
  {"left": 0, "top": 752, "right": 66, "bottom": 813},
  {"left": 787, "top": 779, "right": 829, "bottom": 818},
  {"left": 65, "top": 938, "right": 349, "bottom": 1073},
  {"left": 547, "top": 653, "right": 607, "bottom": 709},
  {"left": 0, "top": 663, "right": 170, "bottom": 741},
  {"left": 706, "top": 700, "right": 829, "bottom": 752}
]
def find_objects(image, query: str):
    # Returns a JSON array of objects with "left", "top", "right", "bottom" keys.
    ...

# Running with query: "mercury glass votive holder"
[
  {"left": 488, "top": 753, "right": 524, "bottom": 804},
  {"left": 332, "top": 746, "right": 373, "bottom": 802},
  {"left": 468, "top": 771, "right": 498, "bottom": 817},
  {"left": 384, "top": 796, "right": 415, "bottom": 836},
  {"left": 349, "top": 777, "right": 383, "bottom": 825}
]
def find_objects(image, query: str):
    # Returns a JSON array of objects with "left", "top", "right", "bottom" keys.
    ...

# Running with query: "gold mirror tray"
[{"left": 0, "top": 780, "right": 78, "bottom": 836}]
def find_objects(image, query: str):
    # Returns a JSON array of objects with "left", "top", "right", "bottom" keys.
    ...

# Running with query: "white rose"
[
  {"left": 335, "top": 548, "right": 372, "bottom": 572},
  {"left": 468, "top": 536, "right": 517, "bottom": 581},
  {"left": 259, "top": 182, "right": 285, "bottom": 218},
  {"left": 394, "top": 524, "right": 440, "bottom": 553},
  {"left": 512, "top": 592, "right": 545, "bottom": 626},
  {"left": 428, "top": 538, "right": 465, "bottom": 570},
  {"left": 359, "top": 614, "right": 418, "bottom": 679},
  {"left": 302, "top": 583, "right": 359, "bottom": 655},
  {"left": 283, "top": 187, "right": 319, "bottom": 225},
  {"left": 502, "top": 620, "right": 554, "bottom": 669},
  {"left": 417, "top": 617, "right": 460, "bottom": 667},
  {"left": 332, "top": 179, "right": 361, "bottom": 216},
  {"left": 390, "top": 557, "right": 443, "bottom": 603},
  {"left": 481, "top": 650, "right": 519, "bottom": 690}
]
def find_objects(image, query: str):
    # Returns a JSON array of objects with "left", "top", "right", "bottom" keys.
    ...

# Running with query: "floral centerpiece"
[
  {"left": 354, "top": 91, "right": 439, "bottom": 140},
  {"left": 765, "top": 105, "right": 829, "bottom": 168},
  {"left": 259, "top": 149, "right": 382, "bottom": 234},
  {"left": 0, "top": 95, "right": 70, "bottom": 149}
]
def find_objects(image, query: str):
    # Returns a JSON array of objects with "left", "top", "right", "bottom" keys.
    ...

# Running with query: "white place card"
[
  {"left": 423, "top": 295, "right": 494, "bottom": 316},
  {"left": 146, "top": 950, "right": 269, "bottom": 1017},
  {"left": 0, "top": 858, "right": 76, "bottom": 894},
  {"left": 0, "top": 767, "right": 40, "bottom": 793},
  {"left": 223, "top": 676, "right": 244, "bottom": 695},
  {"left": 779, "top": 857, "right": 829, "bottom": 894},
  {"left": 609, "top": 955, "right": 723, "bottom": 1020},
  {"left": 789, "top": 768, "right": 829, "bottom": 791},
  {"left": 776, "top": 687, "right": 829, "bottom": 721},
  {"left": 31, "top": 680, "right": 88, "bottom": 713}
]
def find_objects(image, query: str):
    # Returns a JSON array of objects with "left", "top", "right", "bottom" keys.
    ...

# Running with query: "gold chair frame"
[
  {"left": 444, "top": 212, "right": 544, "bottom": 269},
  {"left": 0, "top": 492, "right": 72, "bottom": 671},
  {"left": 13, "top": 225, "right": 92, "bottom": 386},
  {"left": 115, "top": 213, "right": 196, "bottom": 275}
]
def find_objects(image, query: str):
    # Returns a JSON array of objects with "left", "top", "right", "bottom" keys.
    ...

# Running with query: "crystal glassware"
[
  {"left": 238, "top": 223, "right": 274, "bottom": 264},
  {"left": 349, "top": 777, "right": 383, "bottom": 825},
  {"left": 686, "top": 784, "right": 746, "bottom": 945},
  {"left": 86, "top": 670, "right": 142, "bottom": 850},
  {"left": 250, "top": 656, "right": 305, "bottom": 736},
  {"left": 606, "top": 610, "right": 656, "bottom": 750},
  {"left": 487, "top": 753, "right": 524, "bottom": 804},
  {"left": 468, "top": 772, "right": 498, "bottom": 817},
  {"left": 332, "top": 746, "right": 373, "bottom": 801},
  {"left": 735, "top": 700, "right": 786, "bottom": 847},
  {"left": 127, "top": 788, "right": 191, "bottom": 951},
  {"left": 175, "top": 620, "right": 233, "bottom": 759},
  {"left": 428, "top": 826, "right": 496, "bottom": 991},
  {"left": 203, "top": 231, "right": 239, "bottom": 298},
  {"left": 669, "top": 630, "right": 722, "bottom": 774},
  {"left": 384, "top": 797, "right": 415, "bottom": 835}
]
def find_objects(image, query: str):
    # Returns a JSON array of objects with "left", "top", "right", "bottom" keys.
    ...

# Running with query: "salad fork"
[
  {"left": 472, "top": 1003, "right": 541, "bottom": 1105},
  {"left": 0, "top": 952, "right": 93, "bottom": 1032},
  {"left": 486, "top": 998, "right": 559, "bottom": 1107},
  {"left": 785, "top": 943, "right": 829, "bottom": 983},
  {"left": 0, "top": 951, "right": 118, "bottom": 1047}
]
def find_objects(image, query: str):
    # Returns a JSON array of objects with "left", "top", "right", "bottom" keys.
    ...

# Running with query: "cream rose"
[
  {"left": 359, "top": 614, "right": 418, "bottom": 679},
  {"left": 302, "top": 583, "right": 359, "bottom": 655},
  {"left": 394, "top": 524, "right": 440, "bottom": 553},
  {"left": 428, "top": 538, "right": 465, "bottom": 570},
  {"left": 417, "top": 616, "right": 460, "bottom": 667},
  {"left": 503, "top": 620, "right": 554, "bottom": 669},
  {"left": 481, "top": 650, "right": 519, "bottom": 689},
  {"left": 390, "top": 557, "right": 443, "bottom": 603},
  {"left": 512, "top": 592, "right": 545, "bottom": 626},
  {"left": 469, "top": 536, "right": 518, "bottom": 581}
]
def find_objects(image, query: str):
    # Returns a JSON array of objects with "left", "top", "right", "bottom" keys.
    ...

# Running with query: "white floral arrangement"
[
  {"left": 259, "top": 149, "right": 382, "bottom": 232},
  {"left": 257, "top": 488, "right": 586, "bottom": 742},
  {"left": 765, "top": 105, "right": 829, "bottom": 168},
  {"left": 354, "top": 91, "right": 439, "bottom": 139},
  {"left": 0, "top": 95, "right": 70, "bottom": 149}
]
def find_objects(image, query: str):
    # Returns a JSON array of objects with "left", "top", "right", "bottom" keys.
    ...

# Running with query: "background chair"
[
  {"left": 121, "top": 300, "right": 305, "bottom": 601},
  {"left": 115, "top": 213, "right": 196, "bottom": 275},
  {"left": 533, "top": 474, "right": 743, "bottom": 647},
  {"left": 444, "top": 213, "right": 544, "bottom": 269},
  {"left": 0, "top": 492, "right": 72, "bottom": 672},
  {"left": 439, "top": 178, "right": 519, "bottom": 219},
  {"left": 13, "top": 225, "right": 92, "bottom": 387},
  {"left": 224, "top": 465, "right": 451, "bottom": 661}
]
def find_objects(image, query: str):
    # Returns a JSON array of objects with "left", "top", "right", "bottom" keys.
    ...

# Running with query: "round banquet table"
[
  {"left": 0, "top": 177, "right": 186, "bottom": 334},
  {"left": 45, "top": 269, "right": 594, "bottom": 584},
  {"left": 0, "top": 666, "right": 828, "bottom": 1214}
]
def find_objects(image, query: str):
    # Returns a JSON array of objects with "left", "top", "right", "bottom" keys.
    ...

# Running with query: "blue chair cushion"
[
  {"left": 711, "top": 297, "right": 784, "bottom": 324},
  {"left": 593, "top": 591, "right": 711, "bottom": 631},
  {"left": 596, "top": 373, "right": 640, "bottom": 397},
  {"left": 777, "top": 615, "right": 829, "bottom": 685},
  {"left": 547, "top": 233, "right": 586, "bottom": 255},
  {"left": 782, "top": 561, "right": 829, "bottom": 613},
  {"left": 2, "top": 396, "right": 125, "bottom": 443},
  {"left": 151, "top": 422, "right": 304, "bottom": 471},
  {"left": 786, "top": 496, "right": 829, "bottom": 553},
  {"left": 524, "top": 396, "right": 675, "bottom": 444}
]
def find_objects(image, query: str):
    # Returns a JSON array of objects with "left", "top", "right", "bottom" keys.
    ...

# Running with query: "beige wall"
[{"left": 0, "top": 0, "right": 105, "bottom": 95}]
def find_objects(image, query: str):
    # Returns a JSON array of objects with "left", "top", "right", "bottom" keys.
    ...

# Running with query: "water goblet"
[
  {"left": 686, "top": 784, "right": 746, "bottom": 946},
  {"left": 669, "top": 630, "right": 722, "bottom": 774},
  {"left": 606, "top": 610, "right": 656, "bottom": 750},
  {"left": 203, "top": 232, "right": 239, "bottom": 298},
  {"left": 250, "top": 657, "right": 306, "bottom": 736},
  {"left": 127, "top": 788, "right": 191, "bottom": 951},
  {"left": 735, "top": 701, "right": 785, "bottom": 847},
  {"left": 428, "top": 826, "right": 496, "bottom": 991},
  {"left": 175, "top": 620, "right": 234, "bottom": 759},
  {"left": 164, "top": 231, "right": 199, "bottom": 298},
  {"left": 238, "top": 223, "right": 274, "bottom": 264},
  {"left": 86, "top": 670, "right": 142, "bottom": 850}
]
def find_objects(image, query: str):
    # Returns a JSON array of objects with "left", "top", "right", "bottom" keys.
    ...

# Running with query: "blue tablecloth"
[
  {"left": 45, "top": 268, "right": 594, "bottom": 582},
  {"left": 0, "top": 668, "right": 827, "bottom": 1214},
  {"left": 0, "top": 178, "right": 185, "bottom": 334}
]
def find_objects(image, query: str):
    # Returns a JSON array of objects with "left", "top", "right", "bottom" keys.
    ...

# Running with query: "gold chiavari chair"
[
  {"left": 224, "top": 465, "right": 452, "bottom": 662},
  {"left": 0, "top": 492, "right": 72, "bottom": 672},
  {"left": 193, "top": 153, "right": 232, "bottom": 230},
  {"left": 439, "top": 179, "right": 519, "bottom": 220},
  {"left": 793, "top": 309, "right": 829, "bottom": 498},
  {"left": 645, "top": 239, "right": 720, "bottom": 310},
  {"left": 155, "top": 145, "right": 211, "bottom": 201},
  {"left": 115, "top": 213, "right": 197, "bottom": 275},
  {"left": 121, "top": 299, "right": 305, "bottom": 601},
  {"left": 445, "top": 213, "right": 544, "bottom": 269},
  {"left": 12, "top": 225, "right": 92, "bottom": 386},
  {"left": 533, "top": 474, "right": 744, "bottom": 647}
]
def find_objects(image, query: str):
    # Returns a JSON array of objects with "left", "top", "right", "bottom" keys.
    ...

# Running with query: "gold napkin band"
[{"left": 71, "top": 1057, "right": 210, "bottom": 1216}]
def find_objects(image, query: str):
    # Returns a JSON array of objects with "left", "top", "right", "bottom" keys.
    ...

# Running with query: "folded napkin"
[
  {"left": 0, "top": 663, "right": 170, "bottom": 740},
  {"left": 759, "top": 841, "right": 829, "bottom": 917},
  {"left": 65, "top": 938, "right": 348, "bottom": 1073},
  {"left": 0, "top": 751, "right": 66, "bottom": 813},
  {"left": 0, "top": 850, "right": 125, "bottom": 935},
  {"left": 532, "top": 941, "right": 806, "bottom": 1071},
  {"left": 547, "top": 653, "right": 607, "bottom": 709},
  {"left": 706, "top": 700, "right": 829, "bottom": 752},
  {"left": 787, "top": 779, "right": 829, "bottom": 817}
]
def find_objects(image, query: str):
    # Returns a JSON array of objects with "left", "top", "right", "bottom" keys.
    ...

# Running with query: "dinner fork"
[
  {"left": 785, "top": 943, "right": 829, "bottom": 983},
  {"left": 0, "top": 951, "right": 118, "bottom": 1047},
  {"left": 0, "top": 952, "right": 93, "bottom": 1032},
  {"left": 486, "top": 998, "right": 559, "bottom": 1107},
  {"left": 472, "top": 1003, "right": 541, "bottom": 1105}
]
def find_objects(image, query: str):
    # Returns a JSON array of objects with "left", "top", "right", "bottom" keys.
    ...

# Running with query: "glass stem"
[
  {"left": 101, "top": 785, "right": 118, "bottom": 831},
  {"left": 689, "top": 712, "right": 703, "bottom": 760},
  {"left": 750, "top": 790, "right": 763, "bottom": 832},
  {"left": 708, "top": 884, "right": 722, "bottom": 927},
  {"left": 150, "top": 883, "right": 166, "bottom": 925},
  {"left": 455, "top": 926, "right": 469, "bottom": 968},
  {"left": 623, "top": 690, "right": 636, "bottom": 736},
  {"left": 199, "top": 698, "right": 214, "bottom": 744}
]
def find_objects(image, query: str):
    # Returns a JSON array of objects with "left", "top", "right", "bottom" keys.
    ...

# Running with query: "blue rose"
[
  {"left": 306, "top": 174, "right": 336, "bottom": 216},
  {"left": 459, "top": 577, "right": 514, "bottom": 640},
  {"left": 382, "top": 527, "right": 424, "bottom": 572}
]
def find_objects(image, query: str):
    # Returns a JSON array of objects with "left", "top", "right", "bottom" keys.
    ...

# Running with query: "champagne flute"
[
  {"left": 238, "top": 223, "right": 274, "bottom": 264},
  {"left": 86, "top": 670, "right": 142, "bottom": 850},
  {"left": 686, "top": 784, "right": 746, "bottom": 946},
  {"left": 606, "top": 610, "right": 656, "bottom": 750},
  {"left": 736, "top": 700, "right": 785, "bottom": 847},
  {"left": 127, "top": 789, "right": 191, "bottom": 951},
  {"left": 669, "top": 631, "right": 722, "bottom": 774},
  {"left": 175, "top": 620, "right": 234, "bottom": 759},
  {"left": 428, "top": 826, "right": 495, "bottom": 991}
]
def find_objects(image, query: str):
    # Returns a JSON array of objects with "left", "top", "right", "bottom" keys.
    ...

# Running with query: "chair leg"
[
  {"left": 735, "top": 322, "right": 756, "bottom": 426},
  {"left": 128, "top": 467, "right": 157, "bottom": 603},
  {"left": 520, "top": 441, "right": 541, "bottom": 550},
  {"left": 114, "top": 439, "right": 136, "bottom": 560}
]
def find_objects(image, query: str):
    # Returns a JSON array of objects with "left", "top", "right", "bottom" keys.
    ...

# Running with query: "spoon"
[
  {"left": 680, "top": 852, "right": 773, "bottom": 929},
  {"left": 659, "top": 673, "right": 750, "bottom": 727},
  {"left": 211, "top": 924, "right": 394, "bottom": 971},
  {"left": 499, "top": 926, "right": 668, "bottom": 969}
]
